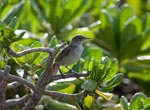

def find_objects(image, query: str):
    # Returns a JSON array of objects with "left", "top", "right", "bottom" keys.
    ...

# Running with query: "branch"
[
  {"left": 22, "top": 54, "right": 54, "bottom": 110},
  {"left": 5, "top": 72, "right": 89, "bottom": 105},
  {"left": 6, "top": 82, "right": 27, "bottom": 99},
  {"left": 7, "top": 42, "right": 66, "bottom": 57},
  {"left": 5, "top": 95, "right": 30, "bottom": 109},
  {"left": 0, "top": 66, "right": 11, "bottom": 110},
  {"left": 44, "top": 90, "right": 87, "bottom": 105},
  {"left": 5, "top": 72, "right": 89, "bottom": 91},
  {"left": 22, "top": 43, "right": 68, "bottom": 109}
]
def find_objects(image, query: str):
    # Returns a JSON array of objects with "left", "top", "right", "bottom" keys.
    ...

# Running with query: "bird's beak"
[
  {"left": 84, "top": 37, "right": 91, "bottom": 41},
  {"left": 83, "top": 37, "right": 91, "bottom": 43},
  {"left": 86, "top": 37, "right": 91, "bottom": 39}
]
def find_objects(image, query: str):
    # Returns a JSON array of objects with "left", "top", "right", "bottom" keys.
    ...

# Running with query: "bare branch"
[
  {"left": 7, "top": 42, "right": 67, "bottom": 57},
  {"left": 7, "top": 47, "right": 53, "bottom": 57},
  {"left": 5, "top": 72, "right": 89, "bottom": 92},
  {"left": 22, "top": 54, "right": 54, "bottom": 110},
  {"left": 0, "top": 66, "right": 11, "bottom": 110},
  {"left": 22, "top": 48, "right": 76, "bottom": 109},
  {"left": 7, "top": 74, "right": 34, "bottom": 89},
  {"left": 5, "top": 72, "right": 89, "bottom": 106},
  {"left": 6, "top": 82, "right": 26, "bottom": 99},
  {"left": 44, "top": 90, "right": 87, "bottom": 105},
  {"left": 5, "top": 95, "right": 30, "bottom": 109}
]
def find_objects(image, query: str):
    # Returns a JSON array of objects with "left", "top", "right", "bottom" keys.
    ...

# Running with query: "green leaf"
[
  {"left": 0, "top": 54, "right": 6, "bottom": 69},
  {"left": 102, "top": 56, "right": 111, "bottom": 75},
  {"left": 30, "top": 0, "right": 46, "bottom": 22},
  {"left": 49, "top": 35, "right": 58, "bottom": 48},
  {"left": 88, "top": 59, "right": 101, "bottom": 81},
  {"left": 47, "top": 82, "right": 75, "bottom": 94},
  {"left": 105, "top": 73, "right": 123, "bottom": 90},
  {"left": 0, "top": 20, "right": 6, "bottom": 30},
  {"left": 14, "top": 38, "right": 38, "bottom": 46},
  {"left": 100, "top": 9, "right": 113, "bottom": 29},
  {"left": 48, "top": 0, "right": 90, "bottom": 31},
  {"left": 81, "top": 79, "right": 97, "bottom": 92},
  {"left": 102, "top": 59, "right": 119, "bottom": 81},
  {"left": 120, "top": 96, "right": 128, "bottom": 110},
  {"left": 82, "top": 43, "right": 102, "bottom": 61},
  {"left": 129, "top": 93, "right": 147, "bottom": 110},
  {"left": 25, "top": 41, "right": 42, "bottom": 66},
  {"left": 144, "top": 105, "right": 150, "bottom": 110},
  {"left": 2, "top": 1, "right": 24, "bottom": 25},
  {"left": 13, "top": 31, "right": 25, "bottom": 42},
  {"left": 119, "top": 5, "right": 135, "bottom": 31},
  {"left": 9, "top": 17, "right": 18, "bottom": 30},
  {"left": 59, "top": 84, "right": 75, "bottom": 94},
  {"left": 84, "top": 95, "right": 93, "bottom": 108},
  {"left": 143, "top": 98, "right": 150, "bottom": 108}
]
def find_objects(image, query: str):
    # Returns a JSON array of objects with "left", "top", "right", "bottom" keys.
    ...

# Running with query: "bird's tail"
[{"left": 52, "top": 63, "right": 59, "bottom": 75}]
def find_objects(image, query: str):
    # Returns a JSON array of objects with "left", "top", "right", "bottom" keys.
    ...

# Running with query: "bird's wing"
[{"left": 55, "top": 46, "right": 72, "bottom": 61}]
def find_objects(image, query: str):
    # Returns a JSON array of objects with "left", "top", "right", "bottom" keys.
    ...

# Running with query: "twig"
[{"left": 0, "top": 66, "right": 11, "bottom": 110}]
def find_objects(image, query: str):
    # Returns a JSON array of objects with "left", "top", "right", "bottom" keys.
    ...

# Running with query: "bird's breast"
[{"left": 59, "top": 45, "right": 83, "bottom": 66}]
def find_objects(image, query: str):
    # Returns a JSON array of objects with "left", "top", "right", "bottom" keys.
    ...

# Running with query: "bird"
[{"left": 53, "top": 35, "right": 89, "bottom": 77}]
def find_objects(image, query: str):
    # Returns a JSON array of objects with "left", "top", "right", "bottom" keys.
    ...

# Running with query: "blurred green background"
[{"left": 1, "top": 0, "right": 150, "bottom": 109}]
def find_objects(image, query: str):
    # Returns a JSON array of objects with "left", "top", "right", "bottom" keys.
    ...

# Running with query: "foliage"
[
  {"left": 1, "top": 0, "right": 150, "bottom": 109},
  {"left": 120, "top": 93, "right": 150, "bottom": 110}
]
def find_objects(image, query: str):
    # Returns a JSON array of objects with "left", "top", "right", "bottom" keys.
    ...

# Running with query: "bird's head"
[{"left": 71, "top": 35, "right": 90, "bottom": 45}]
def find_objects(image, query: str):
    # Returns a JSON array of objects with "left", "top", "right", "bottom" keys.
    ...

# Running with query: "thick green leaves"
[
  {"left": 101, "top": 56, "right": 111, "bottom": 75},
  {"left": 49, "top": 35, "right": 58, "bottom": 48},
  {"left": 144, "top": 105, "right": 150, "bottom": 110},
  {"left": 120, "top": 93, "right": 150, "bottom": 110},
  {"left": 81, "top": 56, "right": 121, "bottom": 94},
  {"left": 84, "top": 95, "right": 93, "bottom": 108},
  {"left": 2, "top": 1, "right": 24, "bottom": 25},
  {"left": 9, "top": 17, "right": 18, "bottom": 29},
  {"left": 81, "top": 79, "right": 97, "bottom": 92},
  {"left": 120, "top": 96, "right": 128, "bottom": 110},
  {"left": 0, "top": 20, "right": 6, "bottom": 29},
  {"left": 103, "top": 73, "right": 123, "bottom": 91},
  {"left": 14, "top": 31, "right": 25, "bottom": 42},
  {"left": 129, "top": 93, "right": 147, "bottom": 110},
  {"left": 48, "top": 0, "right": 91, "bottom": 31},
  {"left": 119, "top": 5, "right": 135, "bottom": 31},
  {"left": 0, "top": 27, "right": 15, "bottom": 47}
]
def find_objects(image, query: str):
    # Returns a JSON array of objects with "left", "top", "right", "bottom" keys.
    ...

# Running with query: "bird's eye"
[{"left": 78, "top": 37, "right": 82, "bottom": 39}]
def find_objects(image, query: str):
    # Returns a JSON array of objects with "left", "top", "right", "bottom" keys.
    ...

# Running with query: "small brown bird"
[{"left": 53, "top": 35, "right": 89, "bottom": 76}]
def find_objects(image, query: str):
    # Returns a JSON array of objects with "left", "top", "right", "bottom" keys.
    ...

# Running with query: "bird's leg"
[
  {"left": 65, "top": 66, "right": 79, "bottom": 77},
  {"left": 59, "top": 67, "right": 65, "bottom": 78}
]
